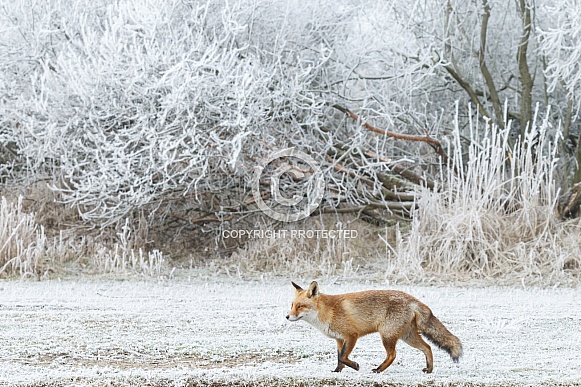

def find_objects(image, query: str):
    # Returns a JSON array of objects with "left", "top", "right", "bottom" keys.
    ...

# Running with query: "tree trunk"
[
  {"left": 516, "top": 0, "right": 533, "bottom": 137},
  {"left": 573, "top": 131, "right": 581, "bottom": 184}
]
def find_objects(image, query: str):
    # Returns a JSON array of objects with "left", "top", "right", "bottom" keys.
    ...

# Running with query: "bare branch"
[
  {"left": 444, "top": 64, "right": 489, "bottom": 119},
  {"left": 332, "top": 104, "right": 454, "bottom": 171}
]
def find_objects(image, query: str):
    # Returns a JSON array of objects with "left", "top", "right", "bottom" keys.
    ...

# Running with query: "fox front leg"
[
  {"left": 333, "top": 339, "right": 345, "bottom": 372},
  {"left": 336, "top": 336, "right": 360, "bottom": 371}
]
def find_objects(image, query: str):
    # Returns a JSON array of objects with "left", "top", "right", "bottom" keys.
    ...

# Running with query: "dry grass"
[
  {"left": 0, "top": 196, "right": 48, "bottom": 278},
  {"left": 391, "top": 112, "right": 581, "bottom": 285},
  {"left": 88, "top": 219, "right": 166, "bottom": 276},
  {"left": 0, "top": 194, "right": 167, "bottom": 279},
  {"left": 216, "top": 215, "right": 389, "bottom": 281}
]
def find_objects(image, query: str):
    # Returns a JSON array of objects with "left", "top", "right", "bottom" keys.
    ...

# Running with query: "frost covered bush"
[
  {"left": 0, "top": 0, "right": 333, "bottom": 225},
  {"left": 2, "top": 0, "right": 577, "bottom": 230}
]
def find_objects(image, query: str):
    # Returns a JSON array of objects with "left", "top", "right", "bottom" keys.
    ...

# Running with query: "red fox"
[{"left": 286, "top": 281, "right": 462, "bottom": 373}]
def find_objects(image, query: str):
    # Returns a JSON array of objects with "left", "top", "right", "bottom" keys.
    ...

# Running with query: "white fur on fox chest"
[{"left": 302, "top": 310, "right": 343, "bottom": 340}]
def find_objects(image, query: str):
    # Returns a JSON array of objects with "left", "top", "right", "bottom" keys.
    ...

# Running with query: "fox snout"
[{"left": 286, "top": 314, "right": 301, "bottom": 321}]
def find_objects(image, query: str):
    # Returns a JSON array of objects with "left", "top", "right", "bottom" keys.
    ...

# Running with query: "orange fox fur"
[{"left": 286, "top": 281, "right": 462, "bottom": 373}]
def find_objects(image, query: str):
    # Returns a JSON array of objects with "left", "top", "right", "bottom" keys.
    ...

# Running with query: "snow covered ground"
[{"left": 0, "top": 278, "right": 580, "bottom": 386}]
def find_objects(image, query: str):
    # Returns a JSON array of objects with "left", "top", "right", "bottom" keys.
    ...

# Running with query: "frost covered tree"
[
  {"left": 327, "top": 0, "right": 568, "bottom": 134},
  {"left": 538, "top": 0, "right": 581, "bottom": 184}
]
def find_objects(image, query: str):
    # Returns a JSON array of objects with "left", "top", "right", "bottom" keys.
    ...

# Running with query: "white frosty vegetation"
[
  {"left": 391, "top": 108, "right": 581, "bottom": 284},
  {"left": 0, "top": 196, "right": 165, "bottom": 278},
  {"left": 0, "top": 197, "right": 46, "bottom": 277},
  {"left": 1, "top": 0, "right": 332, "bottom": 224},
  {"left": 0, "top": 0, "right": 580, "bottom": 283},
  {"left": 539, "top": 0, "right": 581, "bottom": 112}
]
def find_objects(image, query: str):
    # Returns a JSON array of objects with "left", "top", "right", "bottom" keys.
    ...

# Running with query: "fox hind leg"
[{"left": 402, "top": 322, "right": 434, "bottom": 373}]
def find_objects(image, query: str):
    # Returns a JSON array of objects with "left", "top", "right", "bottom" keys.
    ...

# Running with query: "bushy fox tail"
[{"left": 416, "top": 306, "right": 463, "bottom": 362}]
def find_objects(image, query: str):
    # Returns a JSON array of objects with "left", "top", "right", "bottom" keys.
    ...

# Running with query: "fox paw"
[
  {"left": 332, "top": 366, "right": 344, "bottom": 373},
  {"left": 372, "top": 367, "right": 382, "bottom": 373},
  {"left": 422, "top": 367, "right": 433, "bottom": 374},
  {"left": 352, "top": 362, "right": 360, "bottom": 371}
]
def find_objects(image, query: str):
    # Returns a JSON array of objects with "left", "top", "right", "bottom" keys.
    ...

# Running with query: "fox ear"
[
  {"left": 291, "top": 281, "right": 303, "bottom": 291},
  {"left": 306, "top": 281, "right": 319, "bottom": 298}
]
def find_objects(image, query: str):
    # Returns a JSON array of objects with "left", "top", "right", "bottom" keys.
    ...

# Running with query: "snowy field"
[{"left": 0, "top": 278, "right": 580, "bottom": 386}]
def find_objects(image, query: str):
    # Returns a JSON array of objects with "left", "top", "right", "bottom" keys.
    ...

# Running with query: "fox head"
[{"left": 286, "top": 281, "right": 320, "bottom": 322}]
